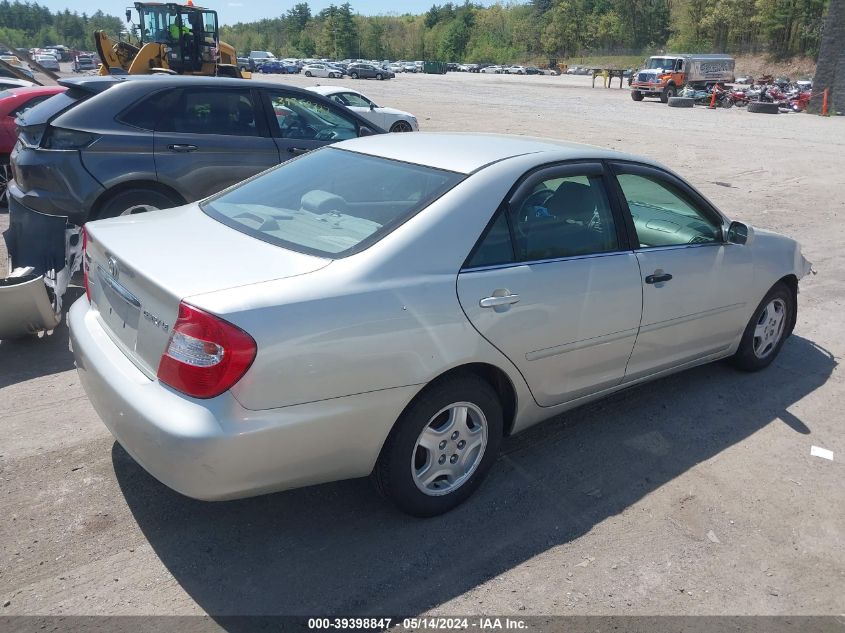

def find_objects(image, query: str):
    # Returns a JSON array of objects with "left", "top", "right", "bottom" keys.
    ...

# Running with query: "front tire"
[
  {"left": 373, "top": 374, "right": 503, "bottom": 517},
  {"left": 730, "top": 283, "right": 794, "bottom": 371},
  {"left": 376, "top": 73, "right": 383, "bottom": 80},
  {"left": 304, "top": 71, "right": 312, "bottom": 77},
  {"left": 0, "top": 157, "right": 10, "bottom": 208},
  {"left": 660, "top": 85, "right": 677, "bottom": 103},
  {"left": 389, "top": 120, "right": 414, "bottom": 132},
  {"left": 350, "top": 72, "right": 358, "bottom": 79},
  {"left": 631, "top": 90, "right": 644, "bottom": 101}
]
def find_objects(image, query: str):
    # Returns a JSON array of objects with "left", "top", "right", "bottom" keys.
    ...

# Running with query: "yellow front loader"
[{"left": 95, "top": 1, "right": 248, "bottom": 78}]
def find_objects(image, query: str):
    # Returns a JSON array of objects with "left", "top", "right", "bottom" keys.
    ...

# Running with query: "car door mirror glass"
[
  {"left": 727, "top": 221, "right": 749, "bottom": 245},
  {"left": 359, "top": 125, "right": 376, "bottom": 137}
]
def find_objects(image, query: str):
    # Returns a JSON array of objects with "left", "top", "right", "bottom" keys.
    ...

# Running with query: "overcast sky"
[{"left": 38, "top": 1, "right": 500, "bottom": 26}]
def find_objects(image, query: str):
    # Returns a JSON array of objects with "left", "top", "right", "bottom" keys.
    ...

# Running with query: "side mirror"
[
  {"left": 369, "top": 103, "right": 375, "bottom": 110},
  {"left": 358, "top": 126, "right": 376, "bottom": 137},
  {"left": 727, "top": 221, "right": 752, "bottom": 245}
]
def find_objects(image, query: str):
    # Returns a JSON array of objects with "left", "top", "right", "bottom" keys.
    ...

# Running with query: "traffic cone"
[{"left": 709, "top": 87, "right": 717, "bottom": 109}]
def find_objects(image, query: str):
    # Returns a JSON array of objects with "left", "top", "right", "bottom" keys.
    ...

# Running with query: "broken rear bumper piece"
[{"left": 1, "top": 200, "right": 82, "bottom": 339}]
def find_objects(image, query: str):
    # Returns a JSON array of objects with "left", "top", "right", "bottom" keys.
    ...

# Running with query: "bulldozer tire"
[
  {"left": 668, "top": 97, "right": 695, "bottom": 108},
  {"left": 748, "top": 101, "right": 779, "bottom": 114}
]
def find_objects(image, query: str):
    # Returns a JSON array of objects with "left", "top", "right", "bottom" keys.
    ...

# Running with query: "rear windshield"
[
  {"left": 16, "top": 89, "right": 85, "bottom": 126},
  {"left": 202, "top": 148, "right": 463, "bottom": 258}
]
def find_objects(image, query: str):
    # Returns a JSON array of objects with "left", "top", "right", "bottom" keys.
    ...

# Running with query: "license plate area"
[{"left": 94, "top": 266, "right": 141, "bottom": 351}]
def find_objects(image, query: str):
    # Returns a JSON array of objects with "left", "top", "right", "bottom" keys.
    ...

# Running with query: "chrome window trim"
[{"left": 461, "top": 249, "right": 632, "bottom": 274}]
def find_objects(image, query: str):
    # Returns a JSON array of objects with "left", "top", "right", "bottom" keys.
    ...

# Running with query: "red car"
[{"left": 1, "top": 85, "right": 66, "bottom": 204}]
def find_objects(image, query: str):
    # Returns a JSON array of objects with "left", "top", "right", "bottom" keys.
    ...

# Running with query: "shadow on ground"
[
  {"left": 0, "top": 285, "right": 83, "bottom": 389},
  {"left": 112, "top": 335, "right": 834, "bottom": 624}
]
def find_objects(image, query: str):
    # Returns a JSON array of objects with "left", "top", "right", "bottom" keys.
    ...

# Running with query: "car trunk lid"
[{"left": 84, "top": 204, "right": 331, "bottom": 378}]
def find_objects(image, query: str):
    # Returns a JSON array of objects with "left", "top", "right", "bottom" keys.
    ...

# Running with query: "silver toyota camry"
[{"left": 69, "top": 134, "right": 813, "bottom": 516}]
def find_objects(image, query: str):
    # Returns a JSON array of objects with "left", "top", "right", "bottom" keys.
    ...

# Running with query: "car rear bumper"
[{"left": 68, "top": 296, "right": 419, "bottom": 501}]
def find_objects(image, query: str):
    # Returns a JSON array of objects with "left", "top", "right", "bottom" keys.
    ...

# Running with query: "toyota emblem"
[{"left": 107, "top": 256, "right": 119, "bottom": 280}]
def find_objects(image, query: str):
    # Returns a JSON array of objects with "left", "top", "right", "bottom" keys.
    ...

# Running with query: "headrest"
[
  {"left": 545, "top": 181, "right": 598, "bottom": 222},
  {"left": 300, "top": 190, "right": 348, "bottom": 214}
]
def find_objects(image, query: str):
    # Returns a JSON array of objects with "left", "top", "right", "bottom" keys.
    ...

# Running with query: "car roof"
[
  {"left": 57, "top": 75, "right": 321, "bottom": 96},
  {"left": 307, "top": 85, "right": 351, "bottom": 96},
  {"left": 0, "top": 85, "right": 65, "bottom": 98},
  {"left": 337, "top": 133, "right": 648, "bottom": 174}
]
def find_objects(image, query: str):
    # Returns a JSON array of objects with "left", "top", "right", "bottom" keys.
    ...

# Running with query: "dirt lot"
[{"left": 1, "top": 71, "right": 844, "bottom": 619}]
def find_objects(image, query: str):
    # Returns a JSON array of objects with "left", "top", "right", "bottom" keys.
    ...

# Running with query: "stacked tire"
[
  {"left": 668, "top": 96, "right": 695, "bottom": 108},
  {"left": 748, "top": 102, "right": 779, "bottom": 114}
]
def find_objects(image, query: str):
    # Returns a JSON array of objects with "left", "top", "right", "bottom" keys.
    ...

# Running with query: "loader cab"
[{"left": 132, "top": 2, "right": 220, "bottom": 73}]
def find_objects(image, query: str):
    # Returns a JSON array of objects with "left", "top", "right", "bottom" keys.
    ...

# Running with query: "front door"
[
  {"left": 457, "top": 162, "right": 643, "bottom": 407},
  {"left": 610, "top": 162, "right": 752, "bottom": 380},
  {"left": 153, "top": 86, "right": 279, "bottom": 201},
  {"left": 259, "top": 89, "right": 362, "bottom": 160}
]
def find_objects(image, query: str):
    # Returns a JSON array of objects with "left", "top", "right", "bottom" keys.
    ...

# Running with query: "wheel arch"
[
  {"left": 90, "top": 180, "right": 186, "bottom": 220},
  {"left": 408, "top": 363, "right": 518, "bottom": 437}
]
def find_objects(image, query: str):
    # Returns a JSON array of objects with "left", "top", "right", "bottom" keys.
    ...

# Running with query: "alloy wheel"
[
  {"left": 753, "top": 298, "right": 787, "bottom": 359},
  {"left": 411, "top": 402, "right": 488, "bottom": 496},
  {"left": 0, "top": 163, "right": 10, "bottom": 207},
  {"left": 390, "top": 120, "right": 413, "bottom": 133},
  {"left": 120, "top": 203, "right": 160, "bottom": 216}
]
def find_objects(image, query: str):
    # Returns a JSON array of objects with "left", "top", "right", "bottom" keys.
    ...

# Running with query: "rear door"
[
  {"left": 609, "top": 161, "right": 752, "bottom": 380},
  {"left": 258, "top": 88, "right": 363, "bottom": 159},
  {"left": 457, "top": 162, "right": 643, "bottom": 407},
  {"left": 153, "top": 86, "right": 279, "bottom": 202}
]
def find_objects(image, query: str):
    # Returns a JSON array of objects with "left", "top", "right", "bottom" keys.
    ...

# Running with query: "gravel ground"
[{"left": 1, "top": 70, "right": 844, "bottom": 618}]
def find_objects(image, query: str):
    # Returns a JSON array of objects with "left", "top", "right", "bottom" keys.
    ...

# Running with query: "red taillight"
[
  {"left": 82, "top": 227, "right": 91, "bottom": 301},
  {"left": 157, "top": 302, "right": 257, "bottom": 399}
]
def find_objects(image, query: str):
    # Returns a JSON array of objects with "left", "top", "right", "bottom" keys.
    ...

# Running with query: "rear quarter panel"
[{"left": 188, "top": 154, "right": 551, "bottom": 414}]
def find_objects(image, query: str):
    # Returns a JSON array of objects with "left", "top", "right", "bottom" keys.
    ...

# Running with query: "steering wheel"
[
  {"left": 314, "top": 128, "right": 339, "bottom": 141},
  {"left": 513, "top": 188, "right": 555, "bottom": 240}
]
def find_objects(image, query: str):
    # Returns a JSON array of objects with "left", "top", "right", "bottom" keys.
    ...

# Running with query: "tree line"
[
  {"left": 0, "top": 0, "right": 831, "bottom": 62},
  {"left": 0, "top": 1, "right": 123, "bottom": 51},
  {"left": 222, "top": 0, "right": 831, "bottom": 63}
]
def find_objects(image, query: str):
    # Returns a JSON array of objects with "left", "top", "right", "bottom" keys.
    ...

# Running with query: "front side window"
[
  {"left": 202, "top": 148, "right": 463, "bottom": 257},
  {"left": 615, "top": 172, "right": 721, "bottom": 247},
  {"left": 266, "top": 91, "right": 358, "bottom": 141},
  {"left": 156, "top": 88, "right": 258, "bottom": 136}
]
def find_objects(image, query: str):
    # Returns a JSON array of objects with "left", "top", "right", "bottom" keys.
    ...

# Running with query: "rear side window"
[
  {"left": 156, "top": 88, "right": 259, "bottom": 137},
  {"left": 16, "top": 89, "right": 86, "bottom": 127}
]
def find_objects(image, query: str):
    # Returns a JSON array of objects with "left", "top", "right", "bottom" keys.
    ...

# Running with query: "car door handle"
[
  {"left": 168, "top": 144, "right": 198, "bottom": 153},
  {"left": 479, "top": 294, "right": 520, "bottom": 308},
  {"left": 645, "top": 273, "right": 673, "bottom": 284},
  {"left": 288, "top": 147, "right": 309, "bottom": 155}
]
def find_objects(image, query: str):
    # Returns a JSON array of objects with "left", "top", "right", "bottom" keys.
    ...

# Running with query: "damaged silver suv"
[{"left": 2, "top": 75, "right": 381, "bottom": 339}]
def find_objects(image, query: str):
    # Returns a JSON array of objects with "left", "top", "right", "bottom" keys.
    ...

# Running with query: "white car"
[
  {"left": 307, "top": 85, "right": 418, "bottom": 132},
  {"left": 402, "top": 62, "right": 418, "bottom": 73},
  {"left": 302, "top": 63, "right": 343, "bottom": 79},
  {"left": 389, "top": 63, "right": 404, "bottom": 73},
  {"left": 480, "top": 65, "right": 501, "bottom": 74},
  {"left": 505, "top": 65, "right": 526, "bottom": 75}
]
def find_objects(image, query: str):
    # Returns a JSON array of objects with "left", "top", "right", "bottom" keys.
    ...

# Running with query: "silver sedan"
[{"left": 69, "top": 134, "right": 813, "bottom": 516}]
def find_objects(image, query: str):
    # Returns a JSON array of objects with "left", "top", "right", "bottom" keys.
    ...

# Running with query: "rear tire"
[
  {"left": 0, "top": 156, "right": 10, "bottom": 208},
  {"left": 373, "top": 374, "right": 503, "bottom": 517},
  {"left": 96, "top": 188, "right": 182, "bottom": 220},
  {"left": 748, "top": 101, "right": 779, "bottom": 114},
  {"left": 350, "top": 72, "right": 358, "bottom": 79},
  {"left": 668, "top": 96, "right": 695, "bottom": 108},
  {"left": 729, "top": 283, "right": 794, "bottom": 371}
]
